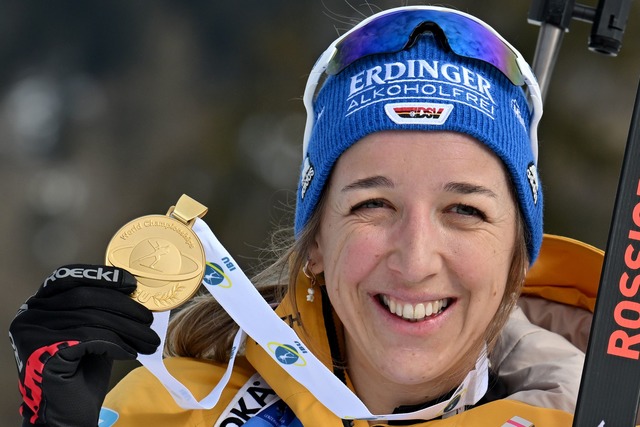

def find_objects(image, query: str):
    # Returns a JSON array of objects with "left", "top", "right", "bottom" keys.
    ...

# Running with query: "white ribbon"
[{"left": 136, "top": 217, "right": 488, "bottom": 420}]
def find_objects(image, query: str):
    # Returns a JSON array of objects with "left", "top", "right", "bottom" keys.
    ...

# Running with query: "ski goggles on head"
[{"left": 302, "top": 5, "right": 543, "bottom": 161}]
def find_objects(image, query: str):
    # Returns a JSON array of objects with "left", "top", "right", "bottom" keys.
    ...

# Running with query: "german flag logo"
[{"left": 384, "top": 103, "right": 453, "bottom": 125}]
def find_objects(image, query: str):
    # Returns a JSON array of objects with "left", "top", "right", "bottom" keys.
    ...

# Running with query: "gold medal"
[{"left": 105, "top": 194, "right": 208, "bottom": 311}]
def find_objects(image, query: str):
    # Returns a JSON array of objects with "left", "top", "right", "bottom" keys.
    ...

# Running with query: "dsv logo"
[
  {"left": 384, "top": 102, "right": 453, "bottom": 125},
  {"left": 202, "top": 261, "right": 233, "bottom": 288},
  {"left": 267, "top": 342, "right": 307, "bottom": 367}
]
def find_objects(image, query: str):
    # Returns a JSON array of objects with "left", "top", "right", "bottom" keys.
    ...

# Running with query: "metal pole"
[{"left": 531, "top": 23, "right": 565, "bottom": 101}]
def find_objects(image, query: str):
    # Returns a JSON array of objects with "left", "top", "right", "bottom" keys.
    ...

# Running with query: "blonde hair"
[{"left": 165, "top": 196, "right": 326, "bottom": 361}]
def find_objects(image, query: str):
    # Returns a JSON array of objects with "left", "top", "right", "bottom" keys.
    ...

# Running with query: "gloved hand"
[{"left": 9, "top": 264, "right": 161, "bottom": 427}]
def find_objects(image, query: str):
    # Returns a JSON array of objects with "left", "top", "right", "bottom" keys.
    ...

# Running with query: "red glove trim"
[{"left": 18, "top": 341, "right": 80, "bottom": 424}]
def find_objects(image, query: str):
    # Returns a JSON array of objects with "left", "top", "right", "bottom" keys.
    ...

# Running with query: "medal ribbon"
[{"left": 137, "top": 218, "right": 489, "bottom": 420}]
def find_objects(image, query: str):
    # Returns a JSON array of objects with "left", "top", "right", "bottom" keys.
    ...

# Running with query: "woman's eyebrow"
[
  {"left": 444, "top": 181, "right": 498, "bottom": 198},
  {"left": 341, "top": 175, "right": 394, "bottom": 192}
]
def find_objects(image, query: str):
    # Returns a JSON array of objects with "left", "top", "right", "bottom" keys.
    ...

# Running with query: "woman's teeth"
[{"left": 381, "top": 295, "right": 449, "bottom": 321}]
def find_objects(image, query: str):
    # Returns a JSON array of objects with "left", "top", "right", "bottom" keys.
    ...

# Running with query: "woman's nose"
[{"left": 386, "top": 208, "right": 443, "bottom": 284}]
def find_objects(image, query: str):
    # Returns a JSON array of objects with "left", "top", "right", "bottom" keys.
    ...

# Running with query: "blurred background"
[{"left": 1, "top": 0, "right": 639, "bottom": 424}]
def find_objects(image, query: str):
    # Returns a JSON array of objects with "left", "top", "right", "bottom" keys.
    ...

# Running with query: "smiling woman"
[
  {"left": 10, "top": 5, "right": 593, "bottom": 427},
  {"left": 154, "top": 6, "right": 577, "bottom": 426}
]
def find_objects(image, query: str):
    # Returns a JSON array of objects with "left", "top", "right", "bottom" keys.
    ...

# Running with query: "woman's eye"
[
  {"left": 351, "top": 199, "right": 386, "bottom": 211},
  {"left": 450, "top": 204, "right": 486, "bottom": 220}
]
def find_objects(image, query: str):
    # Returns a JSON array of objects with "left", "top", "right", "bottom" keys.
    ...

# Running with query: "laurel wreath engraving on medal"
[{"left": 132, "top": 284, "right": 186, "bottom": 307}]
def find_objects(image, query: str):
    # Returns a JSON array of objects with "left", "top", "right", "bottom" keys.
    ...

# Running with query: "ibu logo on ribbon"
[
  {"left": 203, "top": 261, "right": 234, "bottom": 288},
  {"left": 268, "top": 342, "right": 308, "bottom": 367}
]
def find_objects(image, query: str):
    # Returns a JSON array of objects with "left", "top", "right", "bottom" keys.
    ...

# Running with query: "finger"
[
  {"left": 57, "top": 339, "right": 148, "bottom": 362},
  {"left": 35, "top": 264, "right": 137, "bottom": 298},
  {"left": 26, "top": 286, "right": 154, "bottom": 324}
]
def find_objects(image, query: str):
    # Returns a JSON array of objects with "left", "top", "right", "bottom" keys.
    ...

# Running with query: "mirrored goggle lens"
[{"left": 326, "top": 9, "right": 524, "bottom": 86}]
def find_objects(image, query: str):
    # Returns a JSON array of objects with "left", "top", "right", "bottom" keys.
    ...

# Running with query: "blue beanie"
[{"left": 295, "top": 33, "right": 543, "bottom": 262}]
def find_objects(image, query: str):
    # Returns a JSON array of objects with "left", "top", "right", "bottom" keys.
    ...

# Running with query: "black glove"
[{"left": 9, "top": 264, "right": 161, "bottom": 427}]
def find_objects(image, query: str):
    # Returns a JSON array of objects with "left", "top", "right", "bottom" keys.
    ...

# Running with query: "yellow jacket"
[{"left": 102, "top": 234, "right": 602, "bottom": 426}]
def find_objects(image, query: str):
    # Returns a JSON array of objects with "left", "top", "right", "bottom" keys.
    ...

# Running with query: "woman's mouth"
[{"left": 379, "top": 294, "right": 450, "bottom": 322}]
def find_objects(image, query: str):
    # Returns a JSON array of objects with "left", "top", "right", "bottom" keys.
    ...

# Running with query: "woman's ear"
[{"left": 307, "top": 238, "right": 325, "bottom": 274}]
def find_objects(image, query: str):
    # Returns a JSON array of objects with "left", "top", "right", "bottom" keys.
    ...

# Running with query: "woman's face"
[{"left": 309, "top": 130, "right": 517, "bottom": 400}]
